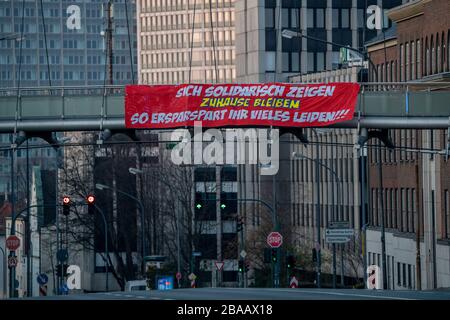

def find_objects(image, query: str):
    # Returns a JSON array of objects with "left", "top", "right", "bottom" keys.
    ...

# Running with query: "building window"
[
  {"left": 426, "top": 38, "right": 430, "bottom": 76},
  {"left": 406, "top": 43, "right": 410, "bottom": 81},
  {"left": 400, "top": 44, "right": 404, "bottom": 82},
  {"left": 444, "top": 190, "right": 449, "bottom": 239},
  {"left": 408, "top": 264, "right": 412, "bottom": 289},
  {"left": 417, "top": 40, "right": 422, "bottom": 78},
  {"left": 402, "top": 263, "right": 406, "bottom": 287},
  {"left": 265, "top": 8, "right": 275, "bottom": 28}
]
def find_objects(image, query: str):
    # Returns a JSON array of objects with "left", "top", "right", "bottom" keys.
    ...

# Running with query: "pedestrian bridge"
[{"left": 0, "top": 82, "right": 449, "bottom": 133}]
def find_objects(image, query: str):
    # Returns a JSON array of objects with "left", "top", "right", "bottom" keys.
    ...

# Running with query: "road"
[{"left": 27, "top": 287, "right": 450, "bottom": 300}]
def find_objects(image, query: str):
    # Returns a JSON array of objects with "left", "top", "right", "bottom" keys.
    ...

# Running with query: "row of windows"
[
  {"left": 291, "top": 203, "right": 355, "bottom": 229},
  {"left": 369, "top": 129, "right": 420, "bottom": 164},
  {"left": 141, "top": 30, "right": 234, "bottom": 51},
  {"left": 292, "top": 158, "right": 355, "bottom": 184},
  {"left": 140, "top": 0, "right": 234, "bottom": 12},
  {"left": 444, "top": 190, "right": 450, "bottom": 240},
  {"left": 140, "top": 10, "right": 234, "bottom": 32},
  {"left": 0, "top": 39, "right": 136, "bottom": 51},
  {"left": 265, "top": 7, "right": 365, "bottom": 30},
  {"left": 141, "top": 49, "right": 234, "bottom": 70},
  {"left": 368, "top": 253, "right": 415, "bottom": 289},
  {"left": 1, "top": 70, "right": 133, "bottom": 81},
  {"left": 374, "top": 32, "right": 450, "bottom": 82},
  {"left": 265, "top": 51, "right": 341, "bottom": 73},
  {"left": 370, "top": 188, "right": 416, "bottom": 234},
  {"left": 141, "top": 67, "right": 235, "bottom": 84}
]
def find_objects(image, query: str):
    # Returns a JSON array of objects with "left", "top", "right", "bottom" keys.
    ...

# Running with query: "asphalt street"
[{"left": 27, "top": 287, "right": 450, "bottom": 300}]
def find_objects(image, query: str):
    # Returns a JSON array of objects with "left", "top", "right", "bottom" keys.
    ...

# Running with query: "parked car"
[{"left": 125, "top": 280, "right": 150, "bottom": 292}]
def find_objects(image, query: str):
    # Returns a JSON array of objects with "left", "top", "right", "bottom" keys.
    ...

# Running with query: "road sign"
[
  {"left": 326, "top": 228, "right": 354, "bottom": 237},
  {"left": 267, "top": 232, "right": 283, "bottom": 248},
  {"left": 157, "top": 276, "right": 174, "bottom": 290},
  {"left": 289, "top": 276, "right": 298, "bottom": 288},
  {"left": 60, "top": 284, "right": 69, "bottom": 295},
  {"left": 215, "top": 261, "right": 224, "bottom": 271},
  {"left": 325, "top": 236, "right": 351, "bottom": 244},
  {"left": 57, "top": 249, "right": 69, "bottom": 262},
  {"left": 192, "top": 251, "right": 202, "bottom": 257},
  {"left": 39, "top": 285, "right": 48, "bottom": 296},
  {"left": 329, "top": 221, "right": 350, "bottom": 229},
  {"left": 37, "top": 273, "right": 49, "bottom": 286},
  {"left": 6, "top": 235, "right": 20, "bottom": 251},
  {"left": 176, "top": 272, "right": 182, "bottom": 280},
  {"left": 8, "top": 256, "right": 18, "bottom": 268},
  {"left": 240, "top": 250, "right": 247, "bottom": 259},
  {"left": 326, "top": 225, "right": 353, "bottom": 243},
  {"left": 188, "top": 273, "right": 197, "bottom": 281}
]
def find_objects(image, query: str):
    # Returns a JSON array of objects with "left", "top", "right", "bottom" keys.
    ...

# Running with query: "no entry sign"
[
  {"left": 267, "top": 232, "right": 283, "bottom": 248},
  {"left": 6, "top": 235, "right": 20, "bottom": 251}
]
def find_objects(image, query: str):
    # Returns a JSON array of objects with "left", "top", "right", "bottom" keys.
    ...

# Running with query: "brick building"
[{"left": 366, "top": 0, "right": 450, "bottom": 289}]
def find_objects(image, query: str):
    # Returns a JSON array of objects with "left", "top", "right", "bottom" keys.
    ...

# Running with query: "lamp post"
[
  {"left": 292, "top": 151, "right": 343, "bottom": 289},
  {"left": 95, "top": 182, "right": 145, "bottom": 275},
  {"left": 128, "top": 167, "right": 146, "bottom": 275},
  {"left": 0, "top": 246, "right": 6, "bottom": 299},
  {"left": 92, "top": 202, "right": 109, "bottom": 292},
  {"left": 281, "top": 29, "right": 379, "bottom": 82},
  {"left": 196, "top": 197, "right": 276, "bottom": 286}
]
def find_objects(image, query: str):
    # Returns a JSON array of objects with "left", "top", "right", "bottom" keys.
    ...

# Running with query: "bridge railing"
[
  {"left": 0, "top": 82, "right": 449, "bottom": 96},
  {"left": 0, "top": 85, "right": 125, "bottom": 97},
  {"left": 0, "top": 82, "right": 449, "bottom": 122}
]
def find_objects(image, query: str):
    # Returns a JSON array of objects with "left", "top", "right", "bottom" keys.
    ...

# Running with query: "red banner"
[{"left": 125, "top": 83, "right": 360, "bottom": 129}]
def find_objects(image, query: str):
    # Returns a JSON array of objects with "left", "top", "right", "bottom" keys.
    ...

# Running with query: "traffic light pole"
[{"left": 196, "top": 197, "right": 276, "bottom": 287}]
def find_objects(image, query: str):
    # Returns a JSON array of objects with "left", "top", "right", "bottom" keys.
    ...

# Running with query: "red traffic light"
[
  {"left": 62, "top": 196, "right": 71, "bottom": 205},
  {"left": 86, "top": 195, "right": 95, "bottom": 205}
]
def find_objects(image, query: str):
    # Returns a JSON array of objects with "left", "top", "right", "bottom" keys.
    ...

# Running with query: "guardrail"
[
  {"left": 0, "top": 82, "right": 448, "bottom": 97},
  {"left": 0, "top": 83, "right": 448, "bottom": 132}
]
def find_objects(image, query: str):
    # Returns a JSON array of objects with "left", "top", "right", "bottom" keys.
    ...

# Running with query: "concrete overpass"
[{"left": 0, "top": 82, "right": 449, "bottom": 133}]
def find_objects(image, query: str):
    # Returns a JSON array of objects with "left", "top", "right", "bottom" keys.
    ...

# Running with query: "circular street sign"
[
  {"left": 37, "top": 273, "right": 49, "bottom": 286},
  {"left": 8, "top": 256, "right": 18, "bottom": 268},
  {"left": 176, "top": 272, "right": 182, "bottom": 280},
  {"left": 267, "top": 231, "right": 283, "bottom": 248},
  {"left": 6, "top": 235, "right": 21, "bottom": 251}
]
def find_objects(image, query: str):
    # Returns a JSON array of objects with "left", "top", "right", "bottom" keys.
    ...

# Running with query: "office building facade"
[
  {"left": 137, "top": 0, "right": 235, "bottom": 84},
  {"left": 0, "top": 0, "right": 137, "bottom": 88},
  {"left": 366, "top": 0, "right": 450, "bottom": 290}
]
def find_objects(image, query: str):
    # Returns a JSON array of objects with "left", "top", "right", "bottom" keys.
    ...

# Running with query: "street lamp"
[
  {"left": 281, "top": 29, "right": 378, "bottom": 82},
  {"left": 128, "top": 167, "right": 146, "bottom": 274},
  {"left": 95, "top": 182, "right": 146, "bottom": 275},
  {"left": 292, "top": 151, "right": 344, "bottom": 289}
]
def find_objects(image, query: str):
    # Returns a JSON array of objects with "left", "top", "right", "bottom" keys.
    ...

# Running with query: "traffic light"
[
  {"left": 271, "top": 249, "right": 277, "bottom": 263},
  {"left": 62, "top": 196, "right": 71, "bottom": 216},
  {"left": 286, "top": 255, "right": 295, "bottom": 269},
  {"left": 238, "top": 260, "right": 244, "bottom": 273},
  {"left": 245, "top": 261, "right": 250, "bottom": 273},
  {"left": 56, "top": 264, "right": 68, "bottom": 277},
  {"left": 195, "top": 203, "right": 202, "bottom": 210},
  {"left": 86, "top": 194, "right": 95, "bottom": 215},
  {"left": 220, "top": 203, "right": 226, "bottom": 210}
]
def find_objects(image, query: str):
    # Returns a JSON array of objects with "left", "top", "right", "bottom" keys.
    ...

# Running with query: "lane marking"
[
  {"left": 200, "top": 287, "right": 416, "bottom": 300},
  {"left": 273, "top": 289, "right": 415, "bottom": 300}
]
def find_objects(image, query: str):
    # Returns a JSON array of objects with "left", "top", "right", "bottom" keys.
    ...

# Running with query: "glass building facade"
[{"left": 0, "top": 0, "right": 137, "bottom": 88}]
